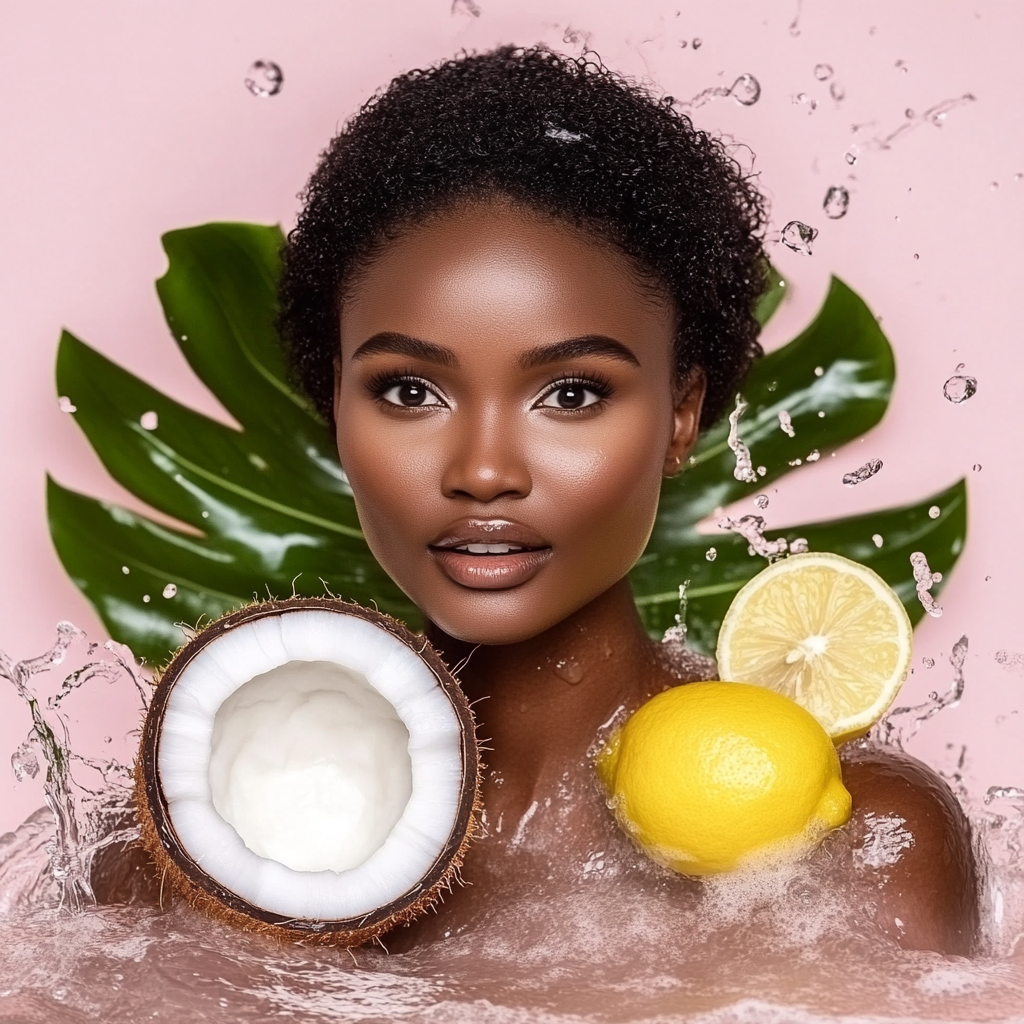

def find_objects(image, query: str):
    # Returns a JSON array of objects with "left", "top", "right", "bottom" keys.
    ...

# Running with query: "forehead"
[{"left": 338, "top": 202, "right": 675, "bottom": 359}]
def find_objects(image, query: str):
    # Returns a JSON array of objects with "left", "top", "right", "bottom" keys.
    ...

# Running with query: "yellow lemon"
[
  {"left": 597, "top": 682, "right": 851, "bottom": 875},
  {"left": 716, "top": 552, "right": 912, "bottom": 744}
]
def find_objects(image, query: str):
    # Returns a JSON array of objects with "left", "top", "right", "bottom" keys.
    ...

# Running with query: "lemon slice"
[{"left": 716, "top": 552, "right": 912, "bottom": 744}]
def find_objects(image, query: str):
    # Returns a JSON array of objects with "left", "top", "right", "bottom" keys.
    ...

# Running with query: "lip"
[{"left": 429, "top": 518, "right": 553, "bottom": 590}]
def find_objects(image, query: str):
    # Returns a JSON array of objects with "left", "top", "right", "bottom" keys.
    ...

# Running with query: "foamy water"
[{"left": 2, "top": 627, "right": 1024, "bottom": 1023}]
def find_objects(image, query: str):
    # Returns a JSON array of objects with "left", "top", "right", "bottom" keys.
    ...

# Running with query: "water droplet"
[
  {"left": 922, "top": 657, "right": 935, "bottom": 669},
  {"left": 814, "top": 63, "right": 833, "bottom": 81},
  {"left": 121, "top": 565, "right": 130, "bottom": 575},
  {"left": 943, "top": 374, "right": 978, "bottom": 404},
  {"left": 562, "top": 26, "right": 588, "bottom": 45},
  {"left": 139, "top": 411, "right": 158, "bottom": 430},
  {"left": 755, "top": 494, "right": 769, "bottom": 509},
  {"left": 756, "top": 465, "right": 767, "bottom": 476},
  {"left": 201, "top": 510, "right": 210, "bottom": 518},
  {"left": 553, "top": 657, "right": 584, "bottom": 685},
  {"left": 895, "top": 59, "right": 908, "bottom": 73},
  {"left": 845, "top": 145, "right": 859, "bottom": 165},
  {"left": 705, "top": 547, "right": 717, "bottom": 561},
  {"left": 244, "top": 60, "right": 283, "bottom": 98},
  {"left": 872, "top": 533, "right": 884, "bottom": 548},
  {"left": 788, "top": 458, "right": 802, "bottom": 466},
  {"left": 830, "top": 81, "right": 846, "bottom": 102},
  {"left": 789, "top": 537, "right": 809, "bottom": 554},
  {"left": 11, "top": 742, "right": 39, "bottom": 782},
  {"left": 692, "top": 37, "right": 702, "bottom": 48},
  {"left": 679, "top": 39, "right": 688, "bottom": 48},
  {"left": 910, "top": 551, "right": 943, "bottom": 617},
  {"left": 805, "top": 449, "right": 821, "bottom": 462},
  {"left": 103, "top": 736, "right": 113, "bottom": 744},
  {"left": 973, "top": 463, "right": 982, "bottom": 472},
  {"left": 817, "top": 410, "right": 826, "bottom": 418},
  {"left": 1015, "top": 173, "right": 1023, "bottom": 182},
  {"left": 843, "top": 459, "right": 883, "bottom": 486},
  {"left": 778, "top": 410, "right": 795, "bottom": 437},
  {"left": 823, "top": 184, "right": 850, "bottom": 219},
  {"left": 729, "top": 73, "right": 761, "bottom": 106},
  {"left": 929, "top": 506, "right": 941, "bottom": 519},
  {"left": 794, "top": 92, "right": 817, "bottom": 113},
  {"left": 913, "top": 253, "right": 920, "bottom": 260},
  {"left": 781, "top": 220, "right": 818, "bottom": 255},
  {"left": 162, "top": 584, "right": 178, "bottom": 599},
  {"left": 905, "top": 108, "right": 916, "bottom": 118},
  {"left": 814, "top": 366, "right": 824, "bottom": 377},
  {"left": 990, "top": 181, "right": 1000, "bottom": 191},
  {"left": 142, "top": 594, "right": 151, "bottom": 603},
  {"left": 248, "top": 452, "right": 269, "bottom": 471},
  {"left": 767, "top": 380, "right": 778, "bottom": 392},
  {"left": 57, "top": 396, "right": 77, "bottom": 414}
]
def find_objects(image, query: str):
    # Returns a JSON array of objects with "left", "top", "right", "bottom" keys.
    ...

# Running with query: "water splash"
[
  {"left": 823, "top": 185, "right": 850, "bottom": 219},
  {"left": 843, "top": 459, "right": 883, "bottom": 486},
  {"left": 660, "top": 581, "right": 691, "bottom": 647},
  {"left": 243, "top": 60, "right": 283, "bottom": 98},
  {"left": 451, "top": 0, "right": 481, "bottom": 16},
  {"left": 781, "top": 220, "right": 818, "bottom": 255},
  {"left": 910, "top": 551, "right": 943, "bottom": 618},
  {"left": 718, "top": 514, "right": 788, "bottom": 560},
  {"left": 986, "top": 787, "right": 1024, "bottom": 805},
  {"left": 778, "top": 410, "right": 795, "bottom": 437},
  {"left": 677, "top": 74, "right": 761, "bottom": 109},
  {"left": 944, "top": 374, "right": 978, "bottom": 404},
  {"left": 0, "top": 625, "right": 145, "bottom": 911},
  {"left": 866, "top": 94, "right": 976, "bottom": 151},
  {"left": 995, "top": 650, "right": 1024, "bottom": 675},
  {"left": 727, "top": 395, "right": 758, "bottom": 483}
]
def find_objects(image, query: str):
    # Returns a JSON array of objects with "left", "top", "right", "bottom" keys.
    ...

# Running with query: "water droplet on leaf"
[
  {"left": 929, "top": 506, "right": 941, "bottom": 519},
  {"left": 162, "top": 584, "right": 177, "bottom": 599}
]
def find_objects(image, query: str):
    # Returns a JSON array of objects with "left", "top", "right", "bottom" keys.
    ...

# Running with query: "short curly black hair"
[{"left": 280, "top": 46, "right": 767, "bottom": 429}]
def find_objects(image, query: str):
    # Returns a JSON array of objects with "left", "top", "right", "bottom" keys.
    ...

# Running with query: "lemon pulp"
[
  {"left": 716, "top": 551, "right": 912, "bottom": 744},
  {"left": 597, "top": 682, "right": 851, "bottom": 875}
]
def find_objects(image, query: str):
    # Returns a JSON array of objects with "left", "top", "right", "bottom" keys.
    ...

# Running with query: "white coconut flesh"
[{"left": 156, "top": 609, "right": 465, "bottom": 922}]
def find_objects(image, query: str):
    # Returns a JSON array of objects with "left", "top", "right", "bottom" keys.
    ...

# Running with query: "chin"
[{"left": 416, "top": 587, "right": 572, "bottom": 647}]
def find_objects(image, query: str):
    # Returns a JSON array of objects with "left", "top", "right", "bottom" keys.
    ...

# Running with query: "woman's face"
[{"left": 335, "top": 200, "right": 704, "bottom": 645}]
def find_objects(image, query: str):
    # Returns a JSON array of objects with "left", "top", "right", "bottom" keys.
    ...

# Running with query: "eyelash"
[{"left": 365, "top": 370, "right": 615, "bottom": 410}]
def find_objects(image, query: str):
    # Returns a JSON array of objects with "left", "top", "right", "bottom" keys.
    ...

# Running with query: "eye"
[
  {"left": 536, "top": 381, "right": 606, "bottom": 411},
  {"left": 379, "top": 379, "right": 444, "bottom": 408}
]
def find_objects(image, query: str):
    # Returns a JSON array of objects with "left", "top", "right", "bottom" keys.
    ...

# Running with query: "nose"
[{"left": 440, "top": 406, "right": 532, "bottom": 503}]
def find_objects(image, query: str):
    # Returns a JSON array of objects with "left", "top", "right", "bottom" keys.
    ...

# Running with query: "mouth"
[{"left": 429, "top": 519, "right": 553, "bottom": 590}]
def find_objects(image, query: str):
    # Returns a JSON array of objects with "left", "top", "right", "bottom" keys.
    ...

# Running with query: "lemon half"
[{"left": 716, "top": 552, "right": 912, "bottom": 744}]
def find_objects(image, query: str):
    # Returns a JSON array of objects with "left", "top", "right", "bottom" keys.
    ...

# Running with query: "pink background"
[{"left": 1, "top": 0, "right": 1022, "bottom": 833}]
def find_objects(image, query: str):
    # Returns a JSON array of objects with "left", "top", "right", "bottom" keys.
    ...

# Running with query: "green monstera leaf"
[{"left": 47, "top": 223, "right": 966, "bottom": 666}]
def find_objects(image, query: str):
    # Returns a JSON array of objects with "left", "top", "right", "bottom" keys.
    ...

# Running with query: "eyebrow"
[
  {"left": 351, "top": 332, "right": 459, "bottom": 367},
  {"left": 518, "top": 335, "right": 641, "bottom": 370}
]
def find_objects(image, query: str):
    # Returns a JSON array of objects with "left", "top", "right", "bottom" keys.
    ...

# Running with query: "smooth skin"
[{"left": 331, "top": 198, "right": 976, "bottom": 956}]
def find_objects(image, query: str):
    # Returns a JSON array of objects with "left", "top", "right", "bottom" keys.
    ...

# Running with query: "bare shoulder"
[{"left": 832, "top": 744, "right": 978, "bottom": 955}]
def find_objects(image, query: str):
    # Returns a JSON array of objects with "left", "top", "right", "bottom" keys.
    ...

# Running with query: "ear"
[{"left": 663, "top": 368, "right": 707, "bottom": 478}]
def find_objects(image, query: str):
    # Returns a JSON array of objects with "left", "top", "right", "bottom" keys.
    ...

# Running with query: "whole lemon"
[{"left": 596, "top": 681, "right": 852, "bottom": 875}]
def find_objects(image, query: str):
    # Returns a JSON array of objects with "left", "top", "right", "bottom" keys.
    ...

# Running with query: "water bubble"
[
  {"left": 845, "top": 145, "right": 859, "bottom": 165},
  {"left": 789, "top": 538, "right": 809, "bottom": 554},
  {"left": 922, "top": 657, "right": 935, "bottom": 669},
  {"left": 872, "top": 533, "right": 884, "bottom": 547},
  {"left": 162, "top": 584, "right": 178, "bottom": 599},
  {"left": 913, "top": 253, "right": 920, "bottom": 260},
  {"left": 928, "top": 506, "right": 941, "bottom": 519},
  {"left": 729, "top": 73, "right": 761, "bottom": 106},
  {"left": 814, "top": 63, "right": 833, "bottom": 81},
  {"left": 121, "top": 566, "right": 130, "bottom": 575},
  {"left": 778, "top": 410, "right": 795, "bottom": 437},
  {"left": 910, "top": 551, "right": 943, "bottom": 617},
  {"left": 823, "top": 185, "right": 850, "bottom": 219},
  {"left": 943, "top": 374, "right": 978, "bottom": 404},
  {"left": 905, "top": 108, "right": 916, "bottom": 118},
  {"left": 781, "top": 220, "right": 818, "bottom": 255},
  {"left": 244, "top": 60, "right": 283, "bottom": 98},
  {"left": 139, "top": 411, "right": 158, "bottom": 431},
  {"left": 814, "top": 366, "right": 824, "bottom": 377},
  {"left": 103, "top": 736, "right": 113, "bottom": 744},
  {"left": 755, "top": 494, "right": 769, "bottom": 509},
  {"left": 553, "top": 657, "right": 584, "bottom": 685},
  {"left": 705, "top": 547, "right": 717, "bottom": 561},
  {"left": 843, "top": 459, "right": 883, "bottom": 486},
  {"left": 11, "top": 741, "right": 39, "bottom": 782},
  {"left": 142, "top": 595, "right": 151, "bottom": 603},
  {"left": 817, "top": 410, "right": 826, "bottom": 418},
  {"left": 830, "top": 81, "right": 846, "bottom": 102},
  {"left": 805, "top": 449, "right": 821, "bottom": 462},
  {"left": 727, "top": 395, "right": 758, "bottom": 483},
  {"left": 973, "top": 463, "right": 982, "bottom": 472},
  {"left": 201, "top": 510, "right": 210, "bottom": 518},
  {"left": 57, "top": 396, "right": 77, "bottom": 414},
  {"left": 692, "top": 37, "right": 702, "bottom": 49}
]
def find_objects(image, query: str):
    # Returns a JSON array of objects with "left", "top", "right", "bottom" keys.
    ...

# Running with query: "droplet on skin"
[
  {"left": 781, "top": 220, "right": 818, "bottom": 255},
  {"left": 553, "top": 657, "right": 584, "bottom": 685},
  {"left": 162, "top": 584, "right": 178, "bottom": 599},
  {"left": 705, "top": 547, "right": 717, "bottom": 561},
  {"left": 943, "top": 375, "right": 978, "bottom": 404},
  {"left": 929, "top": 506, "right": 941, "bottom": 519},
  {"left": 778, "top": 410, "right": 796, "bottom": 437},
  {"left": 872, "top": 534, "right": 884, "bottom": 548},
  {"left": 843, "top": 459, "right": 883, "bottom": 486},
  {"left": 58, "top": 396, "right": 77, "bottom": 414},
  {"left": 244, "top": 60, "right": 283, "bottom": 97},
  {"left": 814, "top": 63, "right": 833, "bottom": 81},
  {"left": 140, "top": 411, "right": 158, "bottom": 431},
  {"left": 823, "top": 185, "right": 850, "bottom": 219}
]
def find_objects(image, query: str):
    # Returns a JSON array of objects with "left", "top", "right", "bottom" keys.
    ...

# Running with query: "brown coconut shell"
[{"left": 135, "top": 596, "right": 481, "bottom": 946}]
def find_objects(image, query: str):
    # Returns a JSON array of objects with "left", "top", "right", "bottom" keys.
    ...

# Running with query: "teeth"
[{"left": 456, "top": 543, "right": 524, "bottom": 555}]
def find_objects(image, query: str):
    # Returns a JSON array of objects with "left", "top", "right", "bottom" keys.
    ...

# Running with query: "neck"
[{"left": 426, "top": 578, "right": 662, "bottom": 794}]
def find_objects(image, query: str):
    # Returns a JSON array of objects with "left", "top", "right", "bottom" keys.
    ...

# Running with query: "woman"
[{"left": 279, "top": 46, "right": 976, "bottom": 956}]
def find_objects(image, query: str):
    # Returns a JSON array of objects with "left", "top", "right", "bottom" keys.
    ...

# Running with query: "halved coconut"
[{"left": 136, "top": 597, "right": 480, "bottom": 945}]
